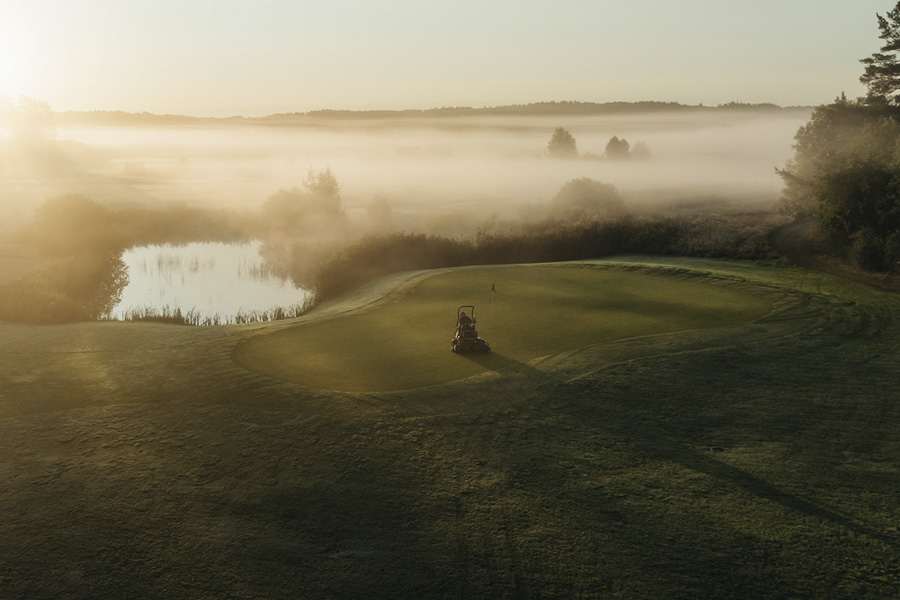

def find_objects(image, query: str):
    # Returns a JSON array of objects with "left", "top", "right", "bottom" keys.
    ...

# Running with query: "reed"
[{"left": 103, "top": 295, "right": 315, "bottom": 326}]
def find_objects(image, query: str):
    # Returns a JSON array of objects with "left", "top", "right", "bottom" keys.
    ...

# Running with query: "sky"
[{"left": 0, "top": 0, "right": 894, "bottom": 116}]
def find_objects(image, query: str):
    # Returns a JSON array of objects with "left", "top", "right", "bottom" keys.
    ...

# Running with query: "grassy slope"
[
  {"left": 234, "top": 264, "right": 773, "bottom": 391},
  {"left": 0, "top": 257, "right": 898, "bottom": 599}
]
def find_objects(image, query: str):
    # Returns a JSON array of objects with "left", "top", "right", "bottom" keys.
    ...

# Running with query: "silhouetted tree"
[
  {"left": 860, "top": 1, "right": 900, "bottom": 104},
  {"left": 262, "top": 167, "right": 345, "bottom": 236},
  {"left": 815, "top": 159, "right": 900, "bottom": 270},
  {"left": 29, "top": 194, "right": 123, "bottom": 255},
  {"left": 779, "top": 95, "right": 900, "bottom": 270},
  {"left": 5, "top": 96, "right": 57, "bottom": 141},
  {"left": 547, "top": 127, "right": 578, "bottom": 158},
  {"left": 0, "top": 251, "right": 129, "bottom": 324},
  {"left": 632, "top": 140, "right": 651, "bottom": 160},
  {"left": 366, "top": 194, "right": 395, "bottom": 231},
  {"left": 605, "top": 136, "right": 631, "bottom": 160},
  {"left": 550, "top": 178, "right": 625, "bottom": 217},
  {"left": 303, "top": 166, "right": 341, "bottom": 212},
  {"left": 777, "top": 96, "right": 887, "bottom": 218}
]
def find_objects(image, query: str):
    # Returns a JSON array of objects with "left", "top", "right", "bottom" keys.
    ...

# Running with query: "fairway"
[{"left": 234, "top": 264, "right": 773, "bottom": 391}]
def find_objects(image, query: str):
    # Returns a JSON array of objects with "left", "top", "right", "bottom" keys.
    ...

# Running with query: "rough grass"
[
  {"left": 234, "top": 264, "right": 773, "bottom": 391},
  {"left": 0, "top": 257, "right": 898, "bottom": 599}
]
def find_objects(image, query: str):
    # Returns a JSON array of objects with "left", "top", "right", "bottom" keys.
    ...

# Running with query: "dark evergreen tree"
[
  {"left": 778, "top": 98, "right": 900, "bottom": 271},
  {"left": 777, "top": 3, "right": 900, "bottom": 271},
  {"left": 860, "top": 1, "right": 900, "bottom": 104}
]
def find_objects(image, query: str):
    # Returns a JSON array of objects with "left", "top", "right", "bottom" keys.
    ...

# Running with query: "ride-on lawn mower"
[{"left": 451, "top": 305, "right": 491, "bottom": 353}]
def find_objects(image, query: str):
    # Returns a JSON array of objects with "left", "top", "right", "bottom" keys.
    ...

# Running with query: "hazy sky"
[{"left": 0, "top": 0, "right": 892, "bottom": 116}]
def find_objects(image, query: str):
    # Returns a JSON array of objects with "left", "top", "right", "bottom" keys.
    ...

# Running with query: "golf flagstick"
[{"left": 490, "top": 283, "right": 495, "bottom": 338}]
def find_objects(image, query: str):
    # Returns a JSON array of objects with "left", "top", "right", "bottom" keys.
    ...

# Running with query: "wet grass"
[{"left": 0, "top": 257, "right": 898, "bottom": 599}]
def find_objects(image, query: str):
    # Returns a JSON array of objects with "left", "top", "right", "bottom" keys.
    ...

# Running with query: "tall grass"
[{"left": 104, "top": 298, "right": 315, "bottom": 326}]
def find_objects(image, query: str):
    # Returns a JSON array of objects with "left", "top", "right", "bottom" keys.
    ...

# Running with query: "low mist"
[{"left": 1, "top": 105, "right": 810, "bottom": 240}]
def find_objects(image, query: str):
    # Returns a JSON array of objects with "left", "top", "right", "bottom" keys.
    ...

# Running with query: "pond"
[{"left": 108, "top": 241, "right": 313, "bottom": 325}]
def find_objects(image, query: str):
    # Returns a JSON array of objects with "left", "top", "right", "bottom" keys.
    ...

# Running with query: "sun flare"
[{"left": 0, "top": 25, "right": 30, "bottom": 104}]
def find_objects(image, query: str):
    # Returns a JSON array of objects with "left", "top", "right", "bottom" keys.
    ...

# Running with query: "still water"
[{"left": 108, "top": 241, "right": 312, "bottom": 324}]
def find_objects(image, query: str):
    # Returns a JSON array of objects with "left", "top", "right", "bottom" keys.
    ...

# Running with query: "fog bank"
[{"left": 2, "top": 108, "right": 811, "bottom": 234}]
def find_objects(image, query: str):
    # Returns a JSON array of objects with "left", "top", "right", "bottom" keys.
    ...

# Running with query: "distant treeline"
[
  {"left": 53, "top": 111, "right": 248, "bottom": 128},
  {"left": 291, "top": 101, "right": 798, "bottom": 119},
  {"left": 54, "top": 101, "right": 811, "bottom": 128}
]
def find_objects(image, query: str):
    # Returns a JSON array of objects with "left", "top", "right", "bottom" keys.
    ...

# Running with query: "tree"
[
  {"left": 632, "top": 140, "right": 651, "bottom": 160},
  {"left": 30, "top": 194, "right": 123, "bottom": 255},
  {"left": 779, "top": 4, "right": 900, "bottom": 271},
  {"left": 550, "top": 178, "right": 624, "bottom": 217},
  {"left": 605, "top": 136, "right": 631, "bottom": 160},
  {"left": 815, "top": 160, "right": 900, "bottom": 270},
  {"left": 777, "top": 97, "right": 889, "bottom": 218},
  {"left": 366, "top": 193, "right": 395, "bottom": 231},
  {"left": 860, "top": 1, "right": 900, "bottom": 104},
  {"left": 3, "top": 96, "right": 57, "bottom": 141},
  {"left": 547, "top": 127, "right": 578, "bottom": 158},
  {"left": 778, "top": 96, "right": 900, "bottom": 271},
  {"left": 262, "top": 167, "right": 345, "bottom": 235},
  {"left": 303, "top": 166, "right": 341, "bottom": 212}
]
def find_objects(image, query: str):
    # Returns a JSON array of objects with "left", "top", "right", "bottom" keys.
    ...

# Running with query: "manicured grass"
[{"left": 234, "top": 264, "right": 773, "bottom": 391}]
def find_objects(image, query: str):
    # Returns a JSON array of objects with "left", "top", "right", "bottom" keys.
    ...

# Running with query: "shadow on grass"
[
  {"left": 453, "top": 350, "right": 541, "bottom": 377},
  {"left": 560, "top": 374, "right": 900, "bottom": 549},
  {"left": 663, "top": 437, "right": 899, "bottom": 547}
]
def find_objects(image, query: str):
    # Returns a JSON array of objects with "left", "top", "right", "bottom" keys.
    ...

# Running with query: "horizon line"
[{"left": 44, "top": 99, "right": 817, "bottom": 121}]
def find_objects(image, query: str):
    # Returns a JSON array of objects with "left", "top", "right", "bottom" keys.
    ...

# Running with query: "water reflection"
[{"left": 109, "top": 240, "right": 312, "bottom": 324}]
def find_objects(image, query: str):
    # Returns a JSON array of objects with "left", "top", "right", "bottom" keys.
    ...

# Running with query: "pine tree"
[{"left": 860, "top": 1, "right": 900, "bottom": 104}]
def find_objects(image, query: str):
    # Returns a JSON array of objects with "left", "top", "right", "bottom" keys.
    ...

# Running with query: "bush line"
[{"left": 310, "top": 213, "right": 780, "bottom": 301}]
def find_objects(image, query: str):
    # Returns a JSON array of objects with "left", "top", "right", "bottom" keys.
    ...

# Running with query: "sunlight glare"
[{"left": 0, "top": 24, "right": 29, "bottom": 102}]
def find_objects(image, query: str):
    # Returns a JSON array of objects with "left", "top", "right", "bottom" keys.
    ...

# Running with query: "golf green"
[{"left": 233, "top": 264, "right": 773, "bottom": 391}]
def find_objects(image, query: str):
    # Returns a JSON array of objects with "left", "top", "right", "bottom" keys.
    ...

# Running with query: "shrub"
[
  {"left": 550, "top": 178, "right": 625, "bottom": 218},
  {"left": 27, "top": 194, "right": 124, "bottom": 256},
  {"left": 0, "top": 251, "right": 128, "bottom": 324},
  {"left": 310, "top": 214, "right": 778, "bottom": 301}
]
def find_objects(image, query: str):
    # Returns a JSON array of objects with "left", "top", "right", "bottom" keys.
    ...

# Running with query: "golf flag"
[{"left": 490, "top": 283, "right": 495, "bottom": 334}]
